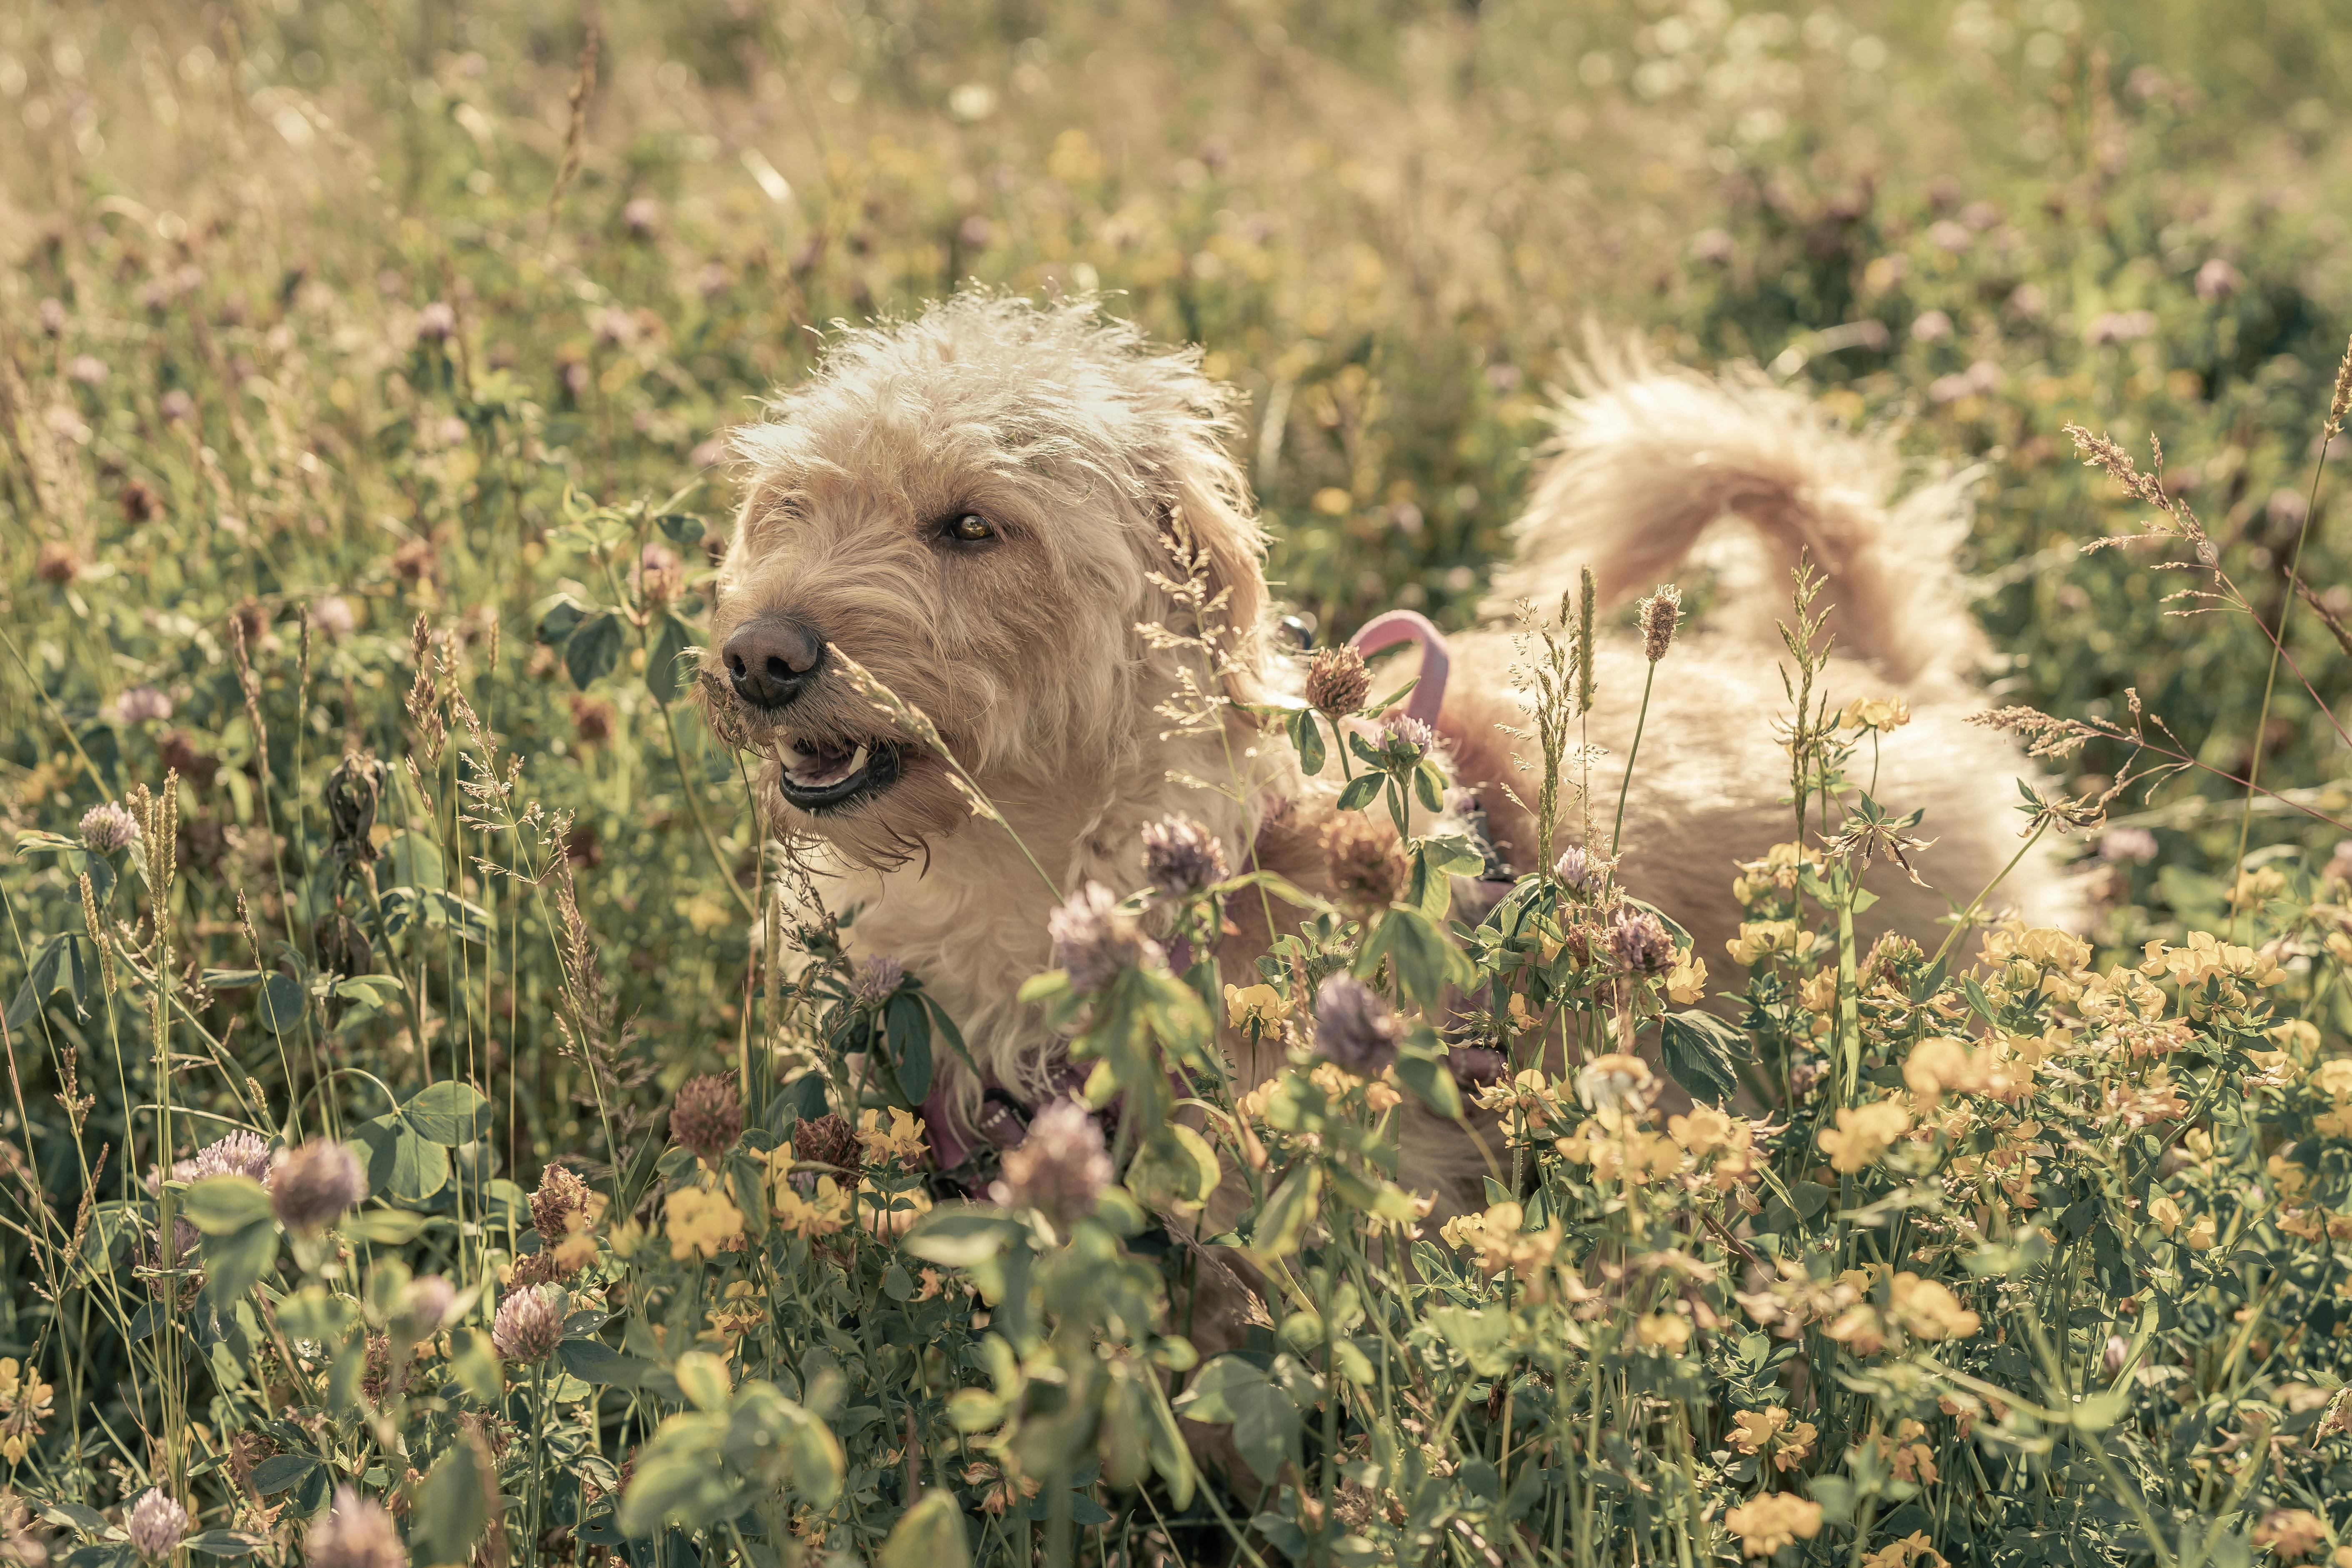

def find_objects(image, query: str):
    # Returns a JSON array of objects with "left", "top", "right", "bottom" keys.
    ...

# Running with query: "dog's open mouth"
[{"left": 773, "top": 733, "right": 904, "bottom": 812}]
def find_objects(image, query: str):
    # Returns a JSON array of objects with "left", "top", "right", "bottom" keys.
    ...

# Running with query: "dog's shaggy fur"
[{"left": 706, "top": 293, "right": 2073, "bottom": 1183}]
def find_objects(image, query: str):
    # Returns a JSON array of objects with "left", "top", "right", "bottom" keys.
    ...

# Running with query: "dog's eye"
[{"left": 946, "top": 513, "right": 995, "bottom": 543}]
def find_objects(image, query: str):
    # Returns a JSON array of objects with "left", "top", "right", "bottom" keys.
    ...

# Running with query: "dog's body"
[{"left": 705, "top": 294, "right": 2073, "bottom": 1194}]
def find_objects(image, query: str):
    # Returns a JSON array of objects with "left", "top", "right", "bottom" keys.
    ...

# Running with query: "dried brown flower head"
[
  {"left": 669, "top": 1074, "right": 744, "bottom": 1165},
  {"left": 792, "top": 1112, "right": 860, "bottom": 1173},
  {"left": 1304, "top": 644, "right": 1372, "bottom": 715},
  {"left": 530, "top": 1162, "right": 591, "bottom": 1242},
  {"left": 1322, "top": 814, "right": 1407, "bottom": 910}
]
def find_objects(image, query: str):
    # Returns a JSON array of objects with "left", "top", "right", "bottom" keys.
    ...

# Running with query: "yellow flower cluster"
[
  {"left": 2146, "top": 1191, "right": 2218, "bottom": 1250},
  {"left": 1664, "top": 952, "right": 1709, "bottom": 1004},
  {"left": 1860, "top": 1531, "right": 1944, "bottom": 1568},
  {"left": 1731, "top": 843, "right": 1822, "bottom": 908},
  {"left": 2312, "top": 1057, "right": 2352, "bottom": 1138},
  {"left": 1666, "top": 1105, "right": 1764, "bottom": 1188},
  {"left": 1634, "top": 1312, "right": 1691, "bottom": 1353},
  {"left": 858, "top": 1108, "right": 928, "bottom": 1165},
  {"left": 1902, "top": 1035, "right": 2039, "bottom": 1107},
  {"left": 1472, "top": 1068, "right": 1568, "bottom": 1128},
  {"left": 665, "top": 1186, "right": 745, "bottom": 1260},
  {"left": 1437, "top": 1201, "right": 1561, "bottom": 1281},
  {"left": 1819, "top": 1099, "right": 1913, "bottom": 1173},
  {"left": 1876, "top": 1418, "right": 1938, "bottom": 1483},
  {"left": 1824, "top": 1273, "right": 1981, "bottom": 1355},
  {"left": 1979, "top": 924, "right": 2090, "bottom": 969},
  {"left": 1838, "top": 695, "right": 1912, "bottom": 732},
  {"left": 1726, "top": 919, "right": 1805, "bottom": 967},
  {"left": 1224, "top": 983, "right": 1292, "bottom": 1033},
  {"left": 1723, "top": 1493, "right": 1823, "bottom": 1558},
  {"left": 0, "top": 1358, "right": 53, "bottom": 1464},
  {"left": 1728, "top": 1405, "right": 1817, "bottom": 1471},
  {"left": 2139, "top": 932, "right": 2285, "bottom": 1018},
  {"left": 1554, "top": 1117, "right": 1684, "bottom": 1187}
]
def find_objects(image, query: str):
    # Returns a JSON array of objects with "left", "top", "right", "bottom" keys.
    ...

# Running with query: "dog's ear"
[{"left": 1146, "top": 448, "right": 1269, "bottom": 698}]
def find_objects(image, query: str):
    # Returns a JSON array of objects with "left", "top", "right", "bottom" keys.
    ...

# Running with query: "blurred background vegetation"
[{"left": 1, "top": 0, "right": 2348, "bottom": 1175}]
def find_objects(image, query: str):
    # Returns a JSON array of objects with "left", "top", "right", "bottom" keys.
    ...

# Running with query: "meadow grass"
[{"left": 2, "top": 2, "right": 2351, "bottom": 1565}]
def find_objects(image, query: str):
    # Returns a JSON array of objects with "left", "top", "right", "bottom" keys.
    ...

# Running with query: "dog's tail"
[{"left": 1485, "top": 339, "right": 1979, "bottom": 682}]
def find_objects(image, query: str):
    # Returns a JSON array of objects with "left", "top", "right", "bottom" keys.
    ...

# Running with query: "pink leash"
[{"left": 1348, "top": 609, "right": 1451, "bottom": 725}]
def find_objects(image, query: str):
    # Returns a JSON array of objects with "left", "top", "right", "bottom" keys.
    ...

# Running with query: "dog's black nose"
[{"left": 723, "top": 614, "right": 826, "bottom": 707}]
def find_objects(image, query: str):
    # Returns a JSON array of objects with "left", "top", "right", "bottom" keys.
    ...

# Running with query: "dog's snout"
[{"left": 722, "top": 614, "right": 827, "bottom": 707}]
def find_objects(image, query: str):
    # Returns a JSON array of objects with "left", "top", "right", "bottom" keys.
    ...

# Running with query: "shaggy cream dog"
[{"left": 702, "top": 292, "right": 2070, "bottom": 1176}]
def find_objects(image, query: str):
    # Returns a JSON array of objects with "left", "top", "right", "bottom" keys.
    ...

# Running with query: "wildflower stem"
[
  {"left": 655, "top": 694, "right": 758, "bottom": 921},
  {"left": 2229, "top": 410, "right": 2334, "bottom": 942},
  {"left": 1928, "top": 817, "right": 2052, "bottom": 968},
  {"left": 1609, "top": 661, "right": 1657, "bottom": 857},
  {"left": 0, "top": 623, "right": 113, "bottom": 798}
]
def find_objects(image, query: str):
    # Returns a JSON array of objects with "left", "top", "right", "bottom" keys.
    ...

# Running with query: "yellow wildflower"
[
  {"left": 2252, "top": 1510, "right": 2324, "bottom": 1560},
  {"left": 1877, "top": 1419, "right": 1937, "bottom": 1483},
  {"left": 1888, "top": 1274, "right": 1980, "bottom": 1342},
  {"left": 2147, "top": 1192, "right": 2182, "bottom": 1235},
  {"left": 1797, "top": 970, "right": 1839, "bottom": 1013},
  {"left": 1724, "top": 1494, "right": 1823, "bottom": 1558},
  {"left": 1819, "top": 1099, "right": 1912, "bottom": 1173},
  {"left": 1825, "top": 1304, "right": 1890, "bottom": 1355},
  {"left": 1226, "top": 983, "right": 1292, "bottom": 1032},
  {"left": 2183, "top": 1213, "right": 2217, "bottom": 1250},
  {"left": 0, "top": 1358, "right": 54, "bottom": 1465},
  {"left": 1445, "top": 1201, "right": 1561, "bottom": 1280},
  {"left": 2313, "top": 1058, "right": 2352, "bottom": 1100},
  {"left": 1634, "top": 1313, "right": 1691, "bottom": 1353},
  {"left": 1665, "top": 952, "right": 1709, "bottom": 1005},
  {"left": 1903, "top": 1036, "right": 1987, "bottom": 1105},
  {"left": 1861, "top": 1531, "right": 1943, "bottom": 1568},
  {"left": 1839, "top": 695, "right": 1911, "bottom": 732},
  {"left": 1728, "top": 1406, "right": 1817, "bottom": 1472},
  {"left": 858, "top": 1107, "right": 928, "bottom": 1165},
  {"left": 665, "top": 1186, "right": 745, "bottom": 1261},
  {"left": 1667, "top": 1104, "right": 1740, "bottom": 1158},
  {"left": 772, "top": 1173, "right": 852, "bottom": 1238},
  {"left": 1727, "top": 920, "right": 1803, "bottom": 967}
]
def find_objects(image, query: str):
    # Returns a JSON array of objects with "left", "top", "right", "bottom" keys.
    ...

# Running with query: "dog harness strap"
[{"left": 1346, "top": 609, "right": 1450, "bottom": 728}]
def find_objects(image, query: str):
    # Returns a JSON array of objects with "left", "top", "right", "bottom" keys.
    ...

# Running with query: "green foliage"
[{"left": 3, "top": 1, "right": 2351, "bottom": 1565}]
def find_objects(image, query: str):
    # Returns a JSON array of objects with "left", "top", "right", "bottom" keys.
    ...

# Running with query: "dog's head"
[{"left": 706, "top": 293, "right": 1267, "bottom": 868}]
